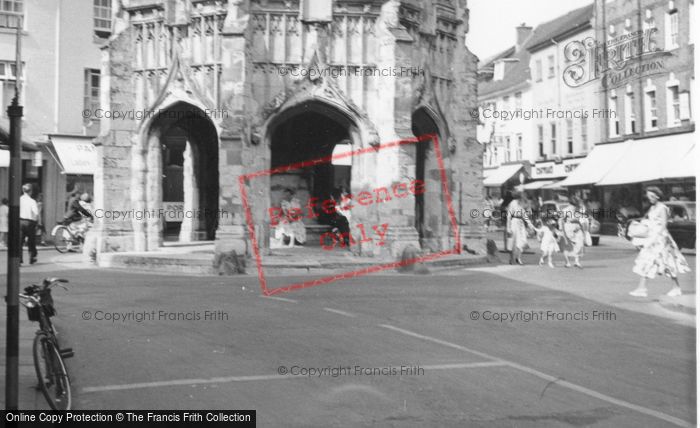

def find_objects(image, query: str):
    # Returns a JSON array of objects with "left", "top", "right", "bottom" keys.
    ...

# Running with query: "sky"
[{"left": 466, "top": 0, "right": 594, "bottom": 61}]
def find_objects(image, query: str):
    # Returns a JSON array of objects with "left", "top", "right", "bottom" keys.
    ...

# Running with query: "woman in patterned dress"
[
  {"left": 559, "top": 196, "right": 585, "bottom": 268},
  {"left": 629, "top": 187, "right": 690, "bottom": 298},
  {"left": 506, "top": 189, "right": 533, "bottom": 265}
]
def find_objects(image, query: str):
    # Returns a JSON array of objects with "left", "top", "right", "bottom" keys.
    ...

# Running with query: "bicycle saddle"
[{"left": 43, "top": 277, "right": 69, "bottom": 284}]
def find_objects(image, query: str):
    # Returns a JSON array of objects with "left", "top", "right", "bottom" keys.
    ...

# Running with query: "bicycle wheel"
[
  {"left": 33, "top": 333, "right": 71, "bottom": 410},
  {"left": 52, "top": 226, "right": 72, "bottom": 253}
]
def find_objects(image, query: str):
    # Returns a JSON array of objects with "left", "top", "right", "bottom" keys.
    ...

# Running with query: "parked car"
[
  {"left": 621, "top": 201, "right": 696, "bottom": 250},
  {"left": 666, "top": 201, "right": 695, "bottom": 250},
  {"left": 539, "top": 200, "right": 601, "bottom": 246}
]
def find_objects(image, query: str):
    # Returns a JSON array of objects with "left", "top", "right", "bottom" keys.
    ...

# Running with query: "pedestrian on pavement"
[
  {"left": 536, "top": 218, "right": 559, "bottom": 268},
  {"left": 506, "top": 188, "right": 533, "bottom": 265},
  {"left": 19, "top": 183, "right": 39, "bottom": 265},
  {"left": 0, "top": 197, "right": 8, "bottom": 247},
  {"left": 629, "top": 186, "right": 690, "bottom": 298},
  {"left": 559, "top": 196, "right": 585, "bottom": 268}
]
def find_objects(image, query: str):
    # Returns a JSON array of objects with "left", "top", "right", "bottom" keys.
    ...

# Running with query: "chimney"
[{"left": 516, "top": 23, "right": 533, "bottom": 49}]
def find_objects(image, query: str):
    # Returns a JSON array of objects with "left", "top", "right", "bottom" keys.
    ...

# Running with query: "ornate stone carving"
[{"left": 251, "top": 50, "right": 379, "bottom": 147}]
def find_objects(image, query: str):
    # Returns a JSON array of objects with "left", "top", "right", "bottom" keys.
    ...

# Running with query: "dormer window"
[{"left": 493, "top": 61, "right": 505, "bottom": 81}]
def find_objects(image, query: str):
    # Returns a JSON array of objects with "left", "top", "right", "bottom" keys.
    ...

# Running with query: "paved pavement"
[{"left": 0, "top": 237, "right": 695, "bottom": 427}]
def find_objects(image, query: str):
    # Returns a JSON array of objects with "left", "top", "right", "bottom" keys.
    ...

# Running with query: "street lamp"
[{"left": 3, "top": 9, "right": 24, "bottom": 411}]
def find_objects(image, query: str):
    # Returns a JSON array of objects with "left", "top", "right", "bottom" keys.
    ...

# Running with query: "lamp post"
[{"left": 4, "top": 10, "right": 23, "bottom": 411}]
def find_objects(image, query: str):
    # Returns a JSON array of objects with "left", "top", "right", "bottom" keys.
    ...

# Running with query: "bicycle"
[
  {"left": 19, "top": 277, "right": 74, "bottom": 410},
  {"left": 51, "top": 219, "right": 91, "bottom": 253}
]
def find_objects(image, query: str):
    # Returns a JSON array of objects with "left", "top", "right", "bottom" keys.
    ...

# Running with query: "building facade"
[
  {"left": 0, "top": 0, "right": 105, "bottom": 230},
  {"left": 94, "top": 0, "right": 482, "bottom": 260},
  {"left": 477, "top": 25, "right": 533, "bottom": 198},
  {"left": 562, "top": 0, "right": 695, "bottom": 232}
]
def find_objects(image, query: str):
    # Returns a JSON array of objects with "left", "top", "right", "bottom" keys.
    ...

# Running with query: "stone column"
[
  {"left": 216, "top": 0, "right": 252, "bottom": 256},
  {"left": 130, "top": 136, "right": 148, "bottom": 252},
  {"left": 146, "top": 133, "right": 163, "bottom": 251},
  {"left": 369, "top": 0, "right": 420, "bottom": 257},
  {"left": 179, "top": 140, "right": 199, "bottom": 242}
]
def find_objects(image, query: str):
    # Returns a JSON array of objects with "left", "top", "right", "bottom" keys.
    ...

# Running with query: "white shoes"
[
  {"left": 629, "top": 288, "right": 648, "bottom": 297},
  {"left": 666, "top": 288, "right": 682, "bottom": 297}
]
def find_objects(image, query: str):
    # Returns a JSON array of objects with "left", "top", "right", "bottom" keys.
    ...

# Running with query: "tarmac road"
[{"left": 0, "top": 236, "right": 695, "bottom": 427}]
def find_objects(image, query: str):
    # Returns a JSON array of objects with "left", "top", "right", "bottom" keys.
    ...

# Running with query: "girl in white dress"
[{"left": 536, "top": 219, "right": 560, "bottom": 268}]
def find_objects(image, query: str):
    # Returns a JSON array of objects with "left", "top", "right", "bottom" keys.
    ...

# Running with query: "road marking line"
[
  {"left": 82, "top": 374, "right": 291, "bottom": 393},
  {"left": 423, "top": 362, "right": 506, "bottom": 370},
  {"left": 81, "top": 362, "right": 498, "bottom": 394},
  {"left": 260, "top": 295, "right": 297, "bottom": 303},
  {"left": 323, "top": 308, "right": 357, "bottom": 318},
  {"left": 378, "top": 324, "right": 692, "bottom": 428}
]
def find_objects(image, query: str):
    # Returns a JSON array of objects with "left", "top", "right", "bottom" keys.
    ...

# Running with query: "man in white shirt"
[{"left": 19, "top": 183, "right": 39, "bottom": 264}]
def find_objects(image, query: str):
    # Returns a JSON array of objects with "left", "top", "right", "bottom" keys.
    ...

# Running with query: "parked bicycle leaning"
[{"left": 19, "top": 277, "right": 74, "bottom": 410}]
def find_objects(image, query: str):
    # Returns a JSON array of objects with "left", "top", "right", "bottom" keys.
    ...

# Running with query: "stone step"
[{"left": 98, "top": 250, "right": 487, "bottom": 276}]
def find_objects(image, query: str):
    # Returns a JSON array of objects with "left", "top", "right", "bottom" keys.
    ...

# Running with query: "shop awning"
[
  {"left": 558, "top": 142, "right": 628, "bottom": 187},
  {"left": 483, "top": 164, "right": 524, "bottom": 187},
  {"left": 0, "top": 149, "right": 8, "bottom": 167},
  {"left": 521, "top": 180, "right": 555, "bottom": 190},
  {"left": 597, "top": 132, "right": 696, "bottom": 186},
  {"left": 46, "top": 135, "right": 97, "bottom": 175}
]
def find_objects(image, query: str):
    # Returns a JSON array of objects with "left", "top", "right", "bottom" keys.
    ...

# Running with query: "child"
[{"left": 536, "top": 219, "right": 559, "bottom": 268}]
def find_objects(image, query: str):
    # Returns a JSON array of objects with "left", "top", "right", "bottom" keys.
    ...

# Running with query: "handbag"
[{"left": 627, "top": 220, "right": 649, "bottom": 239}]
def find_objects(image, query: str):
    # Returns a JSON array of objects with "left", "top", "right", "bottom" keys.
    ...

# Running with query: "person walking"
[
  {"left": 19, "top": 184, "right": 39, "bottom": 265},
  {"left": 505, "top": 189, "right": 532, "bottom": 265},
  {"left": 629, "top": 187, "right": 690, "bottom": 298},
  {"left": 0, "top": 198, "right": 8, "bottom": 247},
  {"left": 559, "top": 195, "right": 585, "bottom": 268}
]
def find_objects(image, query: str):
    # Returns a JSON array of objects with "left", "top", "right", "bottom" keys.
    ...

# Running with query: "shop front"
[{"left": 42, "top": 135, "right": 97, "bottom": 230}]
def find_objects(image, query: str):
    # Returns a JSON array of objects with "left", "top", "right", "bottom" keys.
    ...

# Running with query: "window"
[
  {"left": 0, "top": 0, "right": 23, "bottom": 28},
  {"left": 547, "top": 55, "right": 555, "bottom": 78},
  {"left": 516, "top": 134, "right": 523, "bottom": 160},
  {"left": 566, "top": 119, "right": 573, "bottom": 154},
  {"left": 624, "top": 91, "right": 636, "bottom": 134},
  {"left": 0, "top": 61, "right": 23, "bottom": 117},
  {"left": 668, "top": 85, "right": 681, "bottom": 126},
  {"left": 505, "top": 136, "right": 511, "bottom": 162},
  {"left": 535, "top": 60, "right": 542, "bottom": 81},
  {"left": 84, "top": 69, "right": 100, "bottom": 124},
  {"left": 538, "top": 125, "right": 544, "bottom": 157},
  {"left": 493, "top": 61, "right": 505, "bottom": 81},
  {"left": 94, "top": 0, "right": 112, "bottom": 36},
  {"left": 502, "top": 96, "right": 510, "bottom": 110},
  {"left": 645, "top": 89, "right": 658, "bottom": 130},
  {"left": 666, "top": 10, "right": 679, "bottom": 49},
  {"left": 581, "top": 117, "right": 588, "bottom": 151},
  {"left": 550, "top": 123, "right": 557, "bottom": 154},
  {"left": 609, "top": 95, "right": 619, "bottom": 137},
  {"left": 515, "top": 92, "right": 522, "bottom": 110}
]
